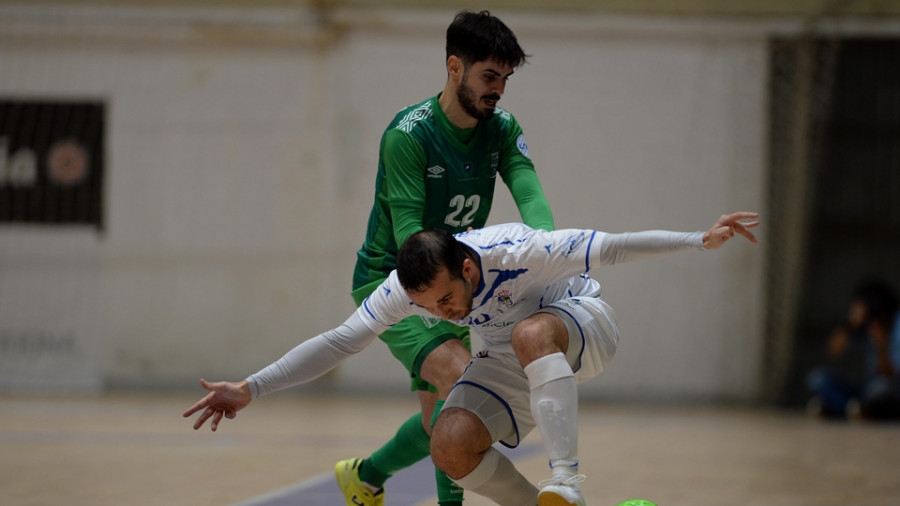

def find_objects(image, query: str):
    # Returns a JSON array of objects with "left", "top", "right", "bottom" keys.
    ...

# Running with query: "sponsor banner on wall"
[
  {"left": 0, "top": 99, "right": 105, "bottom": 230},
  {"left": 0, "top": 326, "right": 101, "bottom": 393}
]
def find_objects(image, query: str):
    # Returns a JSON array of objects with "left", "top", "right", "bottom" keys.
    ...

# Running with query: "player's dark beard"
[{"left": 457, "top": 74, "right": 499, "bottom": 121}]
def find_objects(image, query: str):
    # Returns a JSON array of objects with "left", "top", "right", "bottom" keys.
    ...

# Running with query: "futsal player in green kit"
[{"left": 335, "top": 10, "right": 555, "bottom": 506}]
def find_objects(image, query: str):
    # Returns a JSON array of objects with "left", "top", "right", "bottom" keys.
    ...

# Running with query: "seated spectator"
[{"left": 807, "top": 279, "right": 900, "bottom": 420}]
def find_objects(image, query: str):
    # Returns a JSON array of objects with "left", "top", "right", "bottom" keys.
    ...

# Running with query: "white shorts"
[{"left": 443, "top": 296, "right": 619, "bottom": 448}]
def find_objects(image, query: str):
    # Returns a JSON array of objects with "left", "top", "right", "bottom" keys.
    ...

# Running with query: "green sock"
[
  {"left": 360, "top": 412, "right": 431, "bottom": 488},
  {"left": 432, "top": 400, "right": 464, "bottom": 506}
]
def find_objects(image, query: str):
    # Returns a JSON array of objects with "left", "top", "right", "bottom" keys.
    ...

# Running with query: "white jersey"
[
  {"left": 359, "top": 223, "right": 703, "bottom": 348},
  {"left": 247, "top": 223, "right": 704, "bottom": 398}
]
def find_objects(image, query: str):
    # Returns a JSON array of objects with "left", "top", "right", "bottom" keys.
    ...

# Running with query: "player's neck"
[{"left": 438, "top": 86, "right": 478, "bottom": 130}]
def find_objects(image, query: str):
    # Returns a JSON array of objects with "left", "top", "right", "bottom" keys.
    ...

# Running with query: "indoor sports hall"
[{"left": 2, "top": 2, "right": 899, "bottom": 505}]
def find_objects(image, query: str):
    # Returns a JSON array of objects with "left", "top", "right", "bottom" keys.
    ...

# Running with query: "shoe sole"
[{"left": 538, "top": 491, "right": 582, "bottom": 506}]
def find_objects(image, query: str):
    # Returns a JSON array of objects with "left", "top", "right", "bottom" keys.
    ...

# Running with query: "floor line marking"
[{"left": 234, "top": 443, "right": 543, "bottom": 506}]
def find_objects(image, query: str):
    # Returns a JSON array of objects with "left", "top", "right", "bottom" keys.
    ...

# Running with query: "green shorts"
[{"left": 352, "top": 279, "right": 471, "bottom": 392}]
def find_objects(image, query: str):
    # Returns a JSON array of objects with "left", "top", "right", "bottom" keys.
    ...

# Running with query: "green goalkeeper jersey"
[{"left": 353, "top": 94, "right": 553, "bottom": 289}]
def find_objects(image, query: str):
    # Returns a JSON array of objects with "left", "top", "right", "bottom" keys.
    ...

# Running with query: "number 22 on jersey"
[{"left": 444, "top": 194, "right": 481, "bottom": 227}]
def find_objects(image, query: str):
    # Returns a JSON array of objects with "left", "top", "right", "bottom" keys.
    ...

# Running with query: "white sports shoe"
[{"left": 537, "top": 474, "right": 586, "bottom": 506}]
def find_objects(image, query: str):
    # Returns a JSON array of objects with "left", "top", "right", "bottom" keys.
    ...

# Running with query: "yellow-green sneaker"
[{"left": 335, "top": 458, "right": 384, "bottom": 506}]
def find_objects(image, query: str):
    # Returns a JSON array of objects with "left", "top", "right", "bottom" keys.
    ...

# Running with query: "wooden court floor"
[{"left": 2, "top": 391, "right": 899, "bottom": 506}]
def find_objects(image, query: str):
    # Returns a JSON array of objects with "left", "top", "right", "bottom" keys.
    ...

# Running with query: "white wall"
[{"left": 1, "top": 7, "right": 770, "bottom": 401}]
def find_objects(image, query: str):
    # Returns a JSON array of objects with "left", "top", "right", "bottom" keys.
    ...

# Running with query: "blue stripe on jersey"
[
  {"left": 473, "top": 240, "right": 516, "bottom": 251},
  {"left": 475, "top": 268, "right": 529, "bottom": 310},
  {"left": 362, "top": 297, "right": 394, "bottom": 327},
  {"left": 470, "top": 237, "right": 529, "bottom": 251},
  {"left": 362, "top": 297, "right": 378, "bottom": 323},
  {"left": 451, "top": 380, "right": 523, "bottom": 448},
  {"left": 585, "top": 231, "right": 597, "bottom": 272}
]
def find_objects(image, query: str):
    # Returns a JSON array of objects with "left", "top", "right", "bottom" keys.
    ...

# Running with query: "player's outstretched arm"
[
  {"left": 701, "top": 212, "right": 759, "bottom": 250},
  {"left": 182, "top": 378, "right": 251, "bottom": 431}
]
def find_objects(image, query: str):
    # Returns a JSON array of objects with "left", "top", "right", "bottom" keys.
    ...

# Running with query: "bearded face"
[
  {"left": 454, "top": 60, "right": 511, "bottom": 121},
  {"left": 457, "top": 70, "right": 500, "bottom": 121}
]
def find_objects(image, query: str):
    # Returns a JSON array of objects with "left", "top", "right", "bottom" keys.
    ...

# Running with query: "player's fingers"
[
  {"left": 211, "top": 410, "right": 224, "bottom": 432},
  {"left": 726, "top": 211, "right": 759, "bottom": 222},
  {"left": 193, "top": 407, "right": 214, "bottom": 430},
  {"left": 200, "top": 378, "right": 219, "bottom": 391},
  {"left": 716, "top": 212, "right": 756, "bottom": 230},
  {"left": 734, "top": 221, "right": 759, "bottom": 243},
  {"left": 182, "top": 396, "right": 210, "bottom": 418}
]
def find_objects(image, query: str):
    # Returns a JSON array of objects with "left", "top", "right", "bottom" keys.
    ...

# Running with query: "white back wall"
[{"left": 0, "top": 7, "right": 767, "bottom": 401}]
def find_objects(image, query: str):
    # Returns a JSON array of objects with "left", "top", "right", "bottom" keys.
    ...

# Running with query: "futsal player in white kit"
[{"left": 184, "top": 211, "right": 758, "bottom": 506}]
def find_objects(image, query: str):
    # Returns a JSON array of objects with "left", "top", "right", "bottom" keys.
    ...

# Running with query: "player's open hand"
[
  {"left": 702, "top": 212, "right": 759, "bottom": 250},
  {"left": 182, "top": 378, "right": 251, "bottom": 431}
]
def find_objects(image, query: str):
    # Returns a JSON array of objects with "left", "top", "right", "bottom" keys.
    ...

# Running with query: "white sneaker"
[{"left": 538, "top": 474, "right": 586, "bottom": 506}]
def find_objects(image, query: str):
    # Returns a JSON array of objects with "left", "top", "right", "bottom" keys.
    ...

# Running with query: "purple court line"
[{"left": 233, "top": 443, "right": 542, "bottom": 506}]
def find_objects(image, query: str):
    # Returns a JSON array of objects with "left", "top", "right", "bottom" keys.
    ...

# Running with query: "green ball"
[{"left": 616, "top": 501, "right": 658, "bottom": 506}]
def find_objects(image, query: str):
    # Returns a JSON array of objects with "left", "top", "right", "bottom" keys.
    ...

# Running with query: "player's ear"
[
  {"left": 447, "top": 55, "right": 463, "bottom": 82},
  {"left": 461, "top": 258, "right": 474, "bottom": 278}
]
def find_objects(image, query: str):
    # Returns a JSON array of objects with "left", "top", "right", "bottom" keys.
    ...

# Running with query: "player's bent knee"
[
  {"left": 430, "top": 410, "right": 460, "bottom": 471},
  {"left": 430, "top": 407, "right": 489, "bottom": 479}
]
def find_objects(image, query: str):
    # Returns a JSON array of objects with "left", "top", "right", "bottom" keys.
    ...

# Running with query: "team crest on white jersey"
[
  {"left": 563, "top": 232, "right": 586, "bottom": 257},
  {"left": 497, "top": 289, "right": 513, "bottom": 312}
]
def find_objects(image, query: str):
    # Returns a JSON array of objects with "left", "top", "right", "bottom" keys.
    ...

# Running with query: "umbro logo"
[{"left": 427, "top": 165, "right": 445, "bottom": 178}]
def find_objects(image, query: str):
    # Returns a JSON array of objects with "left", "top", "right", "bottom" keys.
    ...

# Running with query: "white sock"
[
  {"left": 452, "top": 447, "right": 538, "bottom": 506},
  {"left": 525, "top": 352, "right": 579, "bottom": 479}
]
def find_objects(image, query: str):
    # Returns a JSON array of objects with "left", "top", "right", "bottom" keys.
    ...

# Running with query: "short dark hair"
[
  {"left": 853, "top": 279, "right": 899, "bottom": 327},
  {"left": 397, "top": 229, "right": 468, "bottom": 293},
  {"left": 446, "top": 10, "right": 528, "bottom": 69}
]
